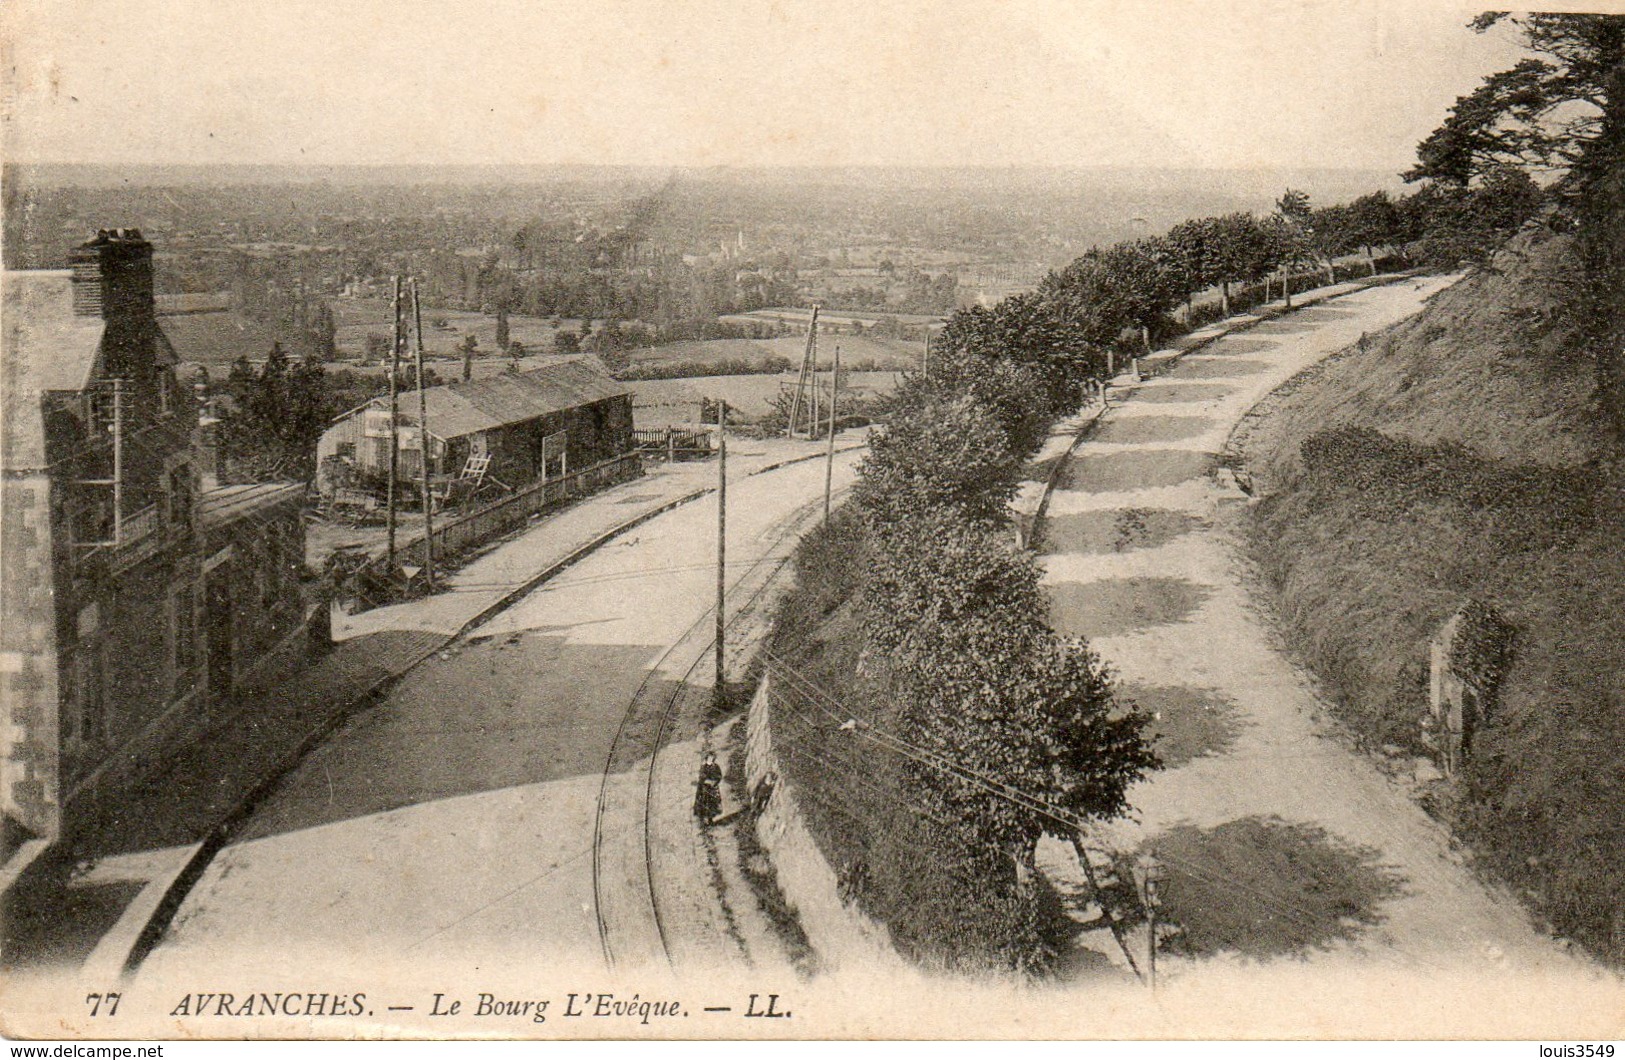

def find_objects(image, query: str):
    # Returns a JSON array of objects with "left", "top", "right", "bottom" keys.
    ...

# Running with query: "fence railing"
[
  {"left": 360, "top": 450, "right": 644, "bottom": 582},
  {"left": 632, "top": 426, "right": 714, "bottom": 458}
]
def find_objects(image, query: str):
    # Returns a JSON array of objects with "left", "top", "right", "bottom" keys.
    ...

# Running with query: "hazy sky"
[{"left": 0, "top": 0, "right": 1553, "bottom": 171}]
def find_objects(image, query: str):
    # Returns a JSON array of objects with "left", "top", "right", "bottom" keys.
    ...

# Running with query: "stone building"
[{"left": 1, "top": 230, "right": 322, "bottom": 853}]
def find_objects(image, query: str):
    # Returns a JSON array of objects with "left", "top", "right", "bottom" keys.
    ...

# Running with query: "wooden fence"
[
  {"left": 632, "top": 426, "right": 714, "bottom": 460},
  {"left": 341, "top": 452, "right": 644, "bottom": 602}
]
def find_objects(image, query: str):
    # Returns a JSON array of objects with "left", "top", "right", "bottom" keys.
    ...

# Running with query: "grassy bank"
[{"left": 1238, "top": 224, "right": 1625, "bottom": 962}]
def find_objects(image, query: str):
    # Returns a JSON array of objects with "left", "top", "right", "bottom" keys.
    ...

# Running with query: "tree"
[
  {"left": 1273, "top": 189, "right": 1332, "bottom": 286},
  {"left": 217, "top": 344, "right": 330, "bottom": 483},
  {"left": 1209, "top": 212, "right": 1275, "bottom": 315},
  {"left": 1276, "top": 187, "right": 1312, "bottom": 222},
  {"left": 1406, "top": 165, "right": 1543, "bottom": 265},
  {"left": 852, "top": 394, "right": 1023, "bottom": 532},
  {"left": 495, "top": 303, "right": 511, "bottom": 351},
  {"left": 1343, "top": 191, "right": 1403, "bottom": 273},
  {"left": 1164, "top": 216, "right": 1223, "bottom": 316},
  {"left": 1406, "top": 14, "right": 1625, "bottom": 188},
  {"left": 306, "top": 300, "right": 338, "bottom": 361},
  {"left": 928, "top": 295, "right": 1099, "bottom": 456},
  {"left": 857, "top": 506, "right": 1157, "bottom": 967}
]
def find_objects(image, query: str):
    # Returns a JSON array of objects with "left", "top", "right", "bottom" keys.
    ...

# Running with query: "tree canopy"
[{"left": 1407, "top": 14, "right": 1625, "bottom": 187}]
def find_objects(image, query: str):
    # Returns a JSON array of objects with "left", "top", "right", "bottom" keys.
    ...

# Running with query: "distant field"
[
  {"left": 628, "top": 371, "right": 902, "bottom": 427},
  {"left": 331, "top": 297, "right": 923, "bottom": 371},
  {"left": 720, "top": 307, "right": 944, "bottom": 327},
  {"left": 333, "top": 298, "right": 575, "bottom": 360},
  {"left": 631, "top": 334, "right": 920, "bottom": 370}
]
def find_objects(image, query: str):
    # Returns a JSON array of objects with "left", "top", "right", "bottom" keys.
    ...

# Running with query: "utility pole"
[
  {"left": 110, "top": 378, "right": 124, "bottom": 543},
  {"left": 824, "top": 344, "right": 840, "bottom": 522},
  {"left": 922, "top": 331, "right": 930, "bottom": 378},
  {"left": 411, "top": 279, "right": 435, "bottom": 588},
  {"left": 714, "top": 400, "right": 728, "bottom": 709},
  {"left": 386, "top": 276, "right": 402, "bottom": 568},
  {"left": 787, "top": 306, "right": 819, "bottom": 438},
  {"left": 809, "top": 330, "right": 819, "bottom": 440}
]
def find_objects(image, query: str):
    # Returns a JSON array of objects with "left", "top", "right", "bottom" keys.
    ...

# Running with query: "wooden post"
[
  {"left": 809, "top": 335, "right": 819, "bottom": 441},
  {"left": 788, "top": 307, "right": 819, "bottom": 438},
  {"left": 386, "top": 276, "right": 402, "bottom": 568},
  {"left": 714, "top": 400, "right": 728, "bottom": 709},
  {"left": 824, "top": 344, "right": 840, "bottom": 522},
  {"left": 411, "top": 279, "right": 435, "bottom": 588},
  {"left": 110, "top": 378, "right": 124, "bottom": 542}
]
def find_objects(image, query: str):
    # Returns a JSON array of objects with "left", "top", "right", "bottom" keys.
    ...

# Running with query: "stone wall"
[
  {"left": 744, "top": 673, "right": 907, "bottom": 973},
  {"left": 0, "top": 474, "right": 62, "bottom": 842}
]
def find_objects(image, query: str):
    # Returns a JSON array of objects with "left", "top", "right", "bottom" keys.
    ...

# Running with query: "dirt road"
[{"left": 1035, "top": 278, "right": 1597, "bottom": 998}]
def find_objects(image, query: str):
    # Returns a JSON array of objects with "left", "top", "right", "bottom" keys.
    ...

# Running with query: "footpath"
[
  {"left": 7, "top": 435, "right": 859, "bottom": 977},
  {"left": 1027, "top": 274, "right": 1606, "bottom": 1034}
]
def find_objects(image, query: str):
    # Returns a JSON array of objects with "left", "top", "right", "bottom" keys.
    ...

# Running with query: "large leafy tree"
[
  {"left": 858, "top": 506, "right": 1156, "bottom": 968},
  {"left": 1209, "top": 211, "right": 1276, "bottom": 314},
  {"left": 1342, "top": 191, "right": 1404, "bottom": 272},
  {"left": 1164, "top": 216, "right": 1224, "bottom": 316},
  {"left": 217, "top": 343, "right": 332, "bottom": 483},
  {"left": 1407, "top": 14, "right": 1625, "bottom": 188},
  {"left": 853, "top": 394, "right": 1023, "bottom": 531}
]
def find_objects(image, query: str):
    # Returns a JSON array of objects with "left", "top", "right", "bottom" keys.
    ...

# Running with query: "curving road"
[{"left": 139, "top": 446, "right": 863, "bottom": 984}]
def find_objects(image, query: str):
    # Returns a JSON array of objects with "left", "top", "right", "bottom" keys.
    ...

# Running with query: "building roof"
[
  {"left": 5, "top": 271, "right": 106, "bottom": 393},
  {"left": 390, "top": 361, "right": 630, "bottom": 441},
  {"left": 3, "top": 271, "right": 107, "bottom": 473},
  {"left": 201, "top": 482, "right": 305, "bottom": 529},
  {"left": 155, "top": 291, "right": 233, "bottom": 315},
  {"left": 158, "top": 311, "right": 294, "bottom": 367}
]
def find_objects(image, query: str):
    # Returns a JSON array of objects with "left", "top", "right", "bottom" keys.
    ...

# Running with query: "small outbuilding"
[{"left": 317, "top": 362, "right": 634, "bottom": 501}]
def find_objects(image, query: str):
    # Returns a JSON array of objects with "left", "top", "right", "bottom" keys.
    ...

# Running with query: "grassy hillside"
[{"left": 1237, "top": 221, "right": 1625, "bottom": 963}]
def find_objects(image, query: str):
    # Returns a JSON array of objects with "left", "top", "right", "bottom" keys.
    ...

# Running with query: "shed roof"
[
  {"left": 201, "top": 482, "right": 304, "bottom": 529},
  {"left": 387, "top": 361, "right": 629, "bottom": 441}
]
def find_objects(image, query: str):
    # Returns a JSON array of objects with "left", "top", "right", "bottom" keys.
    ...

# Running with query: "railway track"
[{"left": 589, "top": 481, "right": 849, "bottom": 972}]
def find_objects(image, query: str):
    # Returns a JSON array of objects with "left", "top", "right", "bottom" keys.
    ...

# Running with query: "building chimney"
[
  {"left": 69, "top": 229, "right": 158, "bottom": 380},
  {"left": 69, "top": 229, "right": 155, "bottom": 322}
]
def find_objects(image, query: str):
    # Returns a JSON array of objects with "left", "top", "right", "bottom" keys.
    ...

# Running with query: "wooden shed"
[{"left": 317, "top": 362, "right": 634, "bottom": 499}]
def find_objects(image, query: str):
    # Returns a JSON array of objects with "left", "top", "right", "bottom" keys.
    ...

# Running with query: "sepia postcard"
[{"left": 2, "top": 0, "right": 1624, "bottom": 1044}]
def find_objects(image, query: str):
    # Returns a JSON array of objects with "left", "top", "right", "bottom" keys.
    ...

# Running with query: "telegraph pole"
[
  {"left": 787, "top": 306, "right": 819, "bottom": 438},
  {"left": 110, "top": 378, "right": 125, "bottom": 543},
  {"left": 411, "top": 279, "right": 435, "bottom": 588},
  {"left": 386, "top": 276, "right": 402, "bottom": 568},
  {"left": 824, "top": 343, "right": 840, "bottom": 522},
  {"left": 714, "top": 400, "right": 728, "bottom": 708},
  {"left": 809, "top": 330, "right": 819, "bottom": 440}
]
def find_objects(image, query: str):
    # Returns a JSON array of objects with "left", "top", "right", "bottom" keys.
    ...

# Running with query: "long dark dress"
[{"left": 693, "top": 761, "right": 723, "bottom": 823}]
